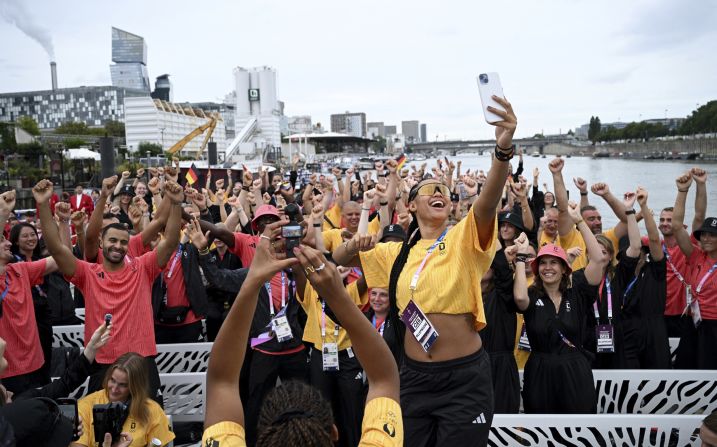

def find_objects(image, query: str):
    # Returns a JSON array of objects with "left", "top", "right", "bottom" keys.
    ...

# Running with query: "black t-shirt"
[
  {"left": 518, "top": 269, "right": 598, "bottom": 355},
  {"left": 480, "top": 250, "right": 520, "bottom": 353},
  {"left": 621, "top": 257, "right": 666, "bottom": 318},
  {"left": 587, "top": 254, "right": 639, "bottom": 327}
]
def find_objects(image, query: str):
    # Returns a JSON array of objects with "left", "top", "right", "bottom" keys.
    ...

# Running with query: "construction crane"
[{"left": 166, "top": 113, "right": 221, "bottom": 159}]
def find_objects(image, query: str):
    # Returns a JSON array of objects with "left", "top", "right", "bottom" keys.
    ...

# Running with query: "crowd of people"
[{"left": 0, "top": 95, "right": 715, "bottom": 446}]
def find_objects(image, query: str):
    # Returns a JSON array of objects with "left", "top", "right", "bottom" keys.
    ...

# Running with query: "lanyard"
[
  {"left": 557, "top": 329, "right": 576, "bottom": 348},
  {"left": 0, "top": 274, "right": 9, "bottom": 304},
  {"left": 696, "top": 262, "right": 717, "bottom": 295},
  {"left": 352, "top": 267, "right": 363, "bottom": 278},
  {"left": 409, "top": 229, "right": 448, "bottom": 295},
  {"left": 372, "top": 315, "right": 385, "bottom": 336},
  {"left": 594, "top": 275, "right": 612, "bottom": 320},
  {"left": 623, "top": 276, "right": 639, "bottom": 300},
  {"left": 266, "top": 272, "right": 286, "bottom": 316},
  {"left": 320, "top": 299, "right": 339, "bottom": 339},
  {"left": 662, "top": 243, "right": 686, "bottom": 284},
  {"left": 166, "top": 244, "right": 183, "bottom": 279}
]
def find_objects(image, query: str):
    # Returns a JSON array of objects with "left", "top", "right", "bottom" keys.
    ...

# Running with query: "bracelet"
[
  {"left": 198, "top": 247, "right": 211, "bottom": 256},
  {"left": 313, "top": 223, "right": 322, "bottom": 228},
  {"left": 380, "top": 201, "right": 388, "bottom": 206},
  {"left": 242, "top": 186, "right": 250, "bottom": 192},
  {"left": 362, "top": 208, "right": 371, "bottom": 211},
  {"left": 494, "top": 144, "right": 515, "bottom": 162},
  {"left": 678, "top": 188, "right": 689, "bottom": 192},
  {"left": 625, "top": 209, "right": 636, "bottom": 215},
  {"left": 580, "top": 192, "right": 588, "bottom": 196}
]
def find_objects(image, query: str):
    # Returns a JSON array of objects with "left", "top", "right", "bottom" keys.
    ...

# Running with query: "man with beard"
[{"left": 35, "top": 178, "right": 184, "bottom": 404}]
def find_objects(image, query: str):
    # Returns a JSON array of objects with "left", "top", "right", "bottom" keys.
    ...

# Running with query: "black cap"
[
  {"left": 119, "top": 185, "right": 135, "bottom": 197},
  {"left": 693, "top": 217, "right": 717, "bottom": 240},
  {"left": 498, "top": 211, "right": 525, "bottom": 232},
  {"left": 381, "top": 224, "right": 406, "bottom": 243}
]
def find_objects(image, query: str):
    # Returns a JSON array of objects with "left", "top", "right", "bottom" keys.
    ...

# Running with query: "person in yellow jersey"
[
  {"left": 73, "top": 352, "right": 175, "bottom": 447},
  {"left": 201, "top": 221, "right": 402, "bottom": 447},
  {"left": 333, "top": 96, "right": 517, "bottom": 447},
  {"left": 294, "top": 264, "right": 369, "bottom": 447}
]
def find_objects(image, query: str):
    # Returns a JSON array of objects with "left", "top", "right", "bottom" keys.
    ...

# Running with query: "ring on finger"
[
  {"left": 304, "top": 265, "right": 315, "bottom": 275},
  {"left": 315, "top": 262, "right": 326, "bottom": 272}
]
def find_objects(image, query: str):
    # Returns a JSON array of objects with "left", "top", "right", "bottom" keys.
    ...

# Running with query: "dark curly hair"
[{"left": 256, "top": 381, "right": 334, "bottom": 447}]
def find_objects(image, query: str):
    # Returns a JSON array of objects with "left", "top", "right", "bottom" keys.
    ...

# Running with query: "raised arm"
[
  {"left": 568, "top": 201, "right": 607, "bottom": 285},
  {"left": 54, "top": 202, "right": 73, "bottom": 251},
  {"left": 592, "top": 182, "right": 628, "bottom": 239},
  {"left": 0, "top": 191, "right": 15, "bottom": 235},
  {"left": 473, "top": 96, "right": 516, "bottom": 246},
  {"left": 34, "top": 180, "right": 77, "bottom": 277},
  {"left": 154, "top": 181, "right": 183, "bottom": 268},
  {"left": 511, "top": 181, "right": 534, "bottom": 232},
  {"left": 85, "top": 176, "right": 118, "bottom": 262},
  {"left": 672, "top": 171, "right": 695, "bottom": 258},
  {"left": 204, "top": 221, "right": 297, "bottom": 428},
  {"left": 636, "top": 186, "right": 663, "bottom": 261},
  {"left": 622, "top": 191, "right": 641, "bottom": 258},
  {"left": 358, "top": 189, "right": 374, "bottom": 235},
  {"left": 512, "top": 232, "right": 531, "bottom": 311},
  {"left": 691, "top": 167, "right": 707, "bottom": 233},
  {"left": 549, "top": 157, "right": 574, "bottom": 236},
  {"left": 573, "top": 177, "right": 590, "bottom": 210},
  {"left": 295, "top": 245, "right": 399, "bottom": 403}
]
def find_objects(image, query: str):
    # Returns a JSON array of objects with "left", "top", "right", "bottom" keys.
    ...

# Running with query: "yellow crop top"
[
  {"left": 298, "top": 280, "right": 368, "bottom": 350},
  {"left": 359, "top": 209, "right": 497, "bottom": 331}
]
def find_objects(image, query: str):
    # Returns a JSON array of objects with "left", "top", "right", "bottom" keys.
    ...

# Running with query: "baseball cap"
[
  {"left": 498, "top": 211, "right": 526, "bottom": 233},
  {"left": 118, "top": 185, "right": 135, "bottom": 197},
  {"left": 380, "top": 224, "right": 406, "bottom": 243},
  {"left": 693, "top": 217, "right": 717, "bottom": 240}
]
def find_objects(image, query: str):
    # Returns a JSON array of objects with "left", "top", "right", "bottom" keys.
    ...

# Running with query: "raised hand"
[
  {"left": 374, "top": 161, "right": 384, "bottom": 172},
  {"left": 163, "top": 181, "right": 184, "bottom": 203},
  {"left": 148, "top": 167, "right": 158, "bottom": 178},
  {"left": 691, "top": 167, "right": 707, "bottom": 184},
  {"left": 397, "top": 211, "right": 411, "bottom": 229},
  {"left": 488, "top": 96, "right": 517, "bottom": 149},
  {"left": 187, "top": 217, "right": 209, "bottom": 250},
  {"left": 514, "top": 232, "right": 530, "bottom": 254},
  {"left": 623, "top": 191, "right": 637, "bottom": 210},
  {"left": 567, "top": 201, "right": 582, "bottom": 224},
  {"left": 548, "top": 157, "right": 564, "bottom": 174},
  {"left": 636, "top": 186, "right": 648, "bottom": 207},
  {"left": 332, "top": 166, "right": 342, "bottom": 177},
  {"left": 164, "top": 166, "right": 179, "bottom": 182},
  {"left": 590, "top": 182, "right": 610, "bottom": 197},
  {"left": 294, "top": 245, "right": 346, "bottom": 298},
  {"left": 363, "top": 188, "right": 376, "bottom": 204},
  {"left": 71, "top": 210, "right": 87, "bottom": 228},
  {"left": 311, "top": 203, "right": 325, "bottom": 221},
  {"left": 573, "top": 177, "right": 588, "bottom": 193},
  {"left": 511, "top": 180, "right": 527, "bottom": 200},
  {"left": 215, "top": 179, "right": 225, "bottom": 190},
  {"left": 676, "top": 171, "right": 692, "bottom": 191},
  {"left": 0, "top": 191, "right": 16, "bottom": 216},
  {"left": 55, "top": 201, "right": 71, "bottom": 222},
  {"left": 385, "top": 159, "right": 398, "bottom": 174},
  {"left": 533, "top": 167, "right": 539, "bottom": 179},
  {"left": 246, "top": 221, "right": 299, "bottom": 284},
  {"left": 136, "top": 168, "right": 145, "bottom": 178},
  {"left": 121, "top": 171, "right": 131, "bottom": 180},
  {"left": 128, "top": 205, "right": 142, "bottom": 227},
  {"left": 32, "top": 179, "right": 54, "bottom": 204},
  {"left": 566, "top": 246, "right": 583, "bottom": 265},
  {"left": 101, "top": 176, "right": 118, "bottom": 198}
]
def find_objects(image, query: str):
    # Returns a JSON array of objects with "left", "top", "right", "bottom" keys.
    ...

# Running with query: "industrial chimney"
[{"left": 50, "top": 61, "right": 57, "bottom": 91}]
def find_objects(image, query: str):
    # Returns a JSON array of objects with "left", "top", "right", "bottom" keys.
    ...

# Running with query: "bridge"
[{"left": 406, "top": 135, "right": 576, "bottom": 155}]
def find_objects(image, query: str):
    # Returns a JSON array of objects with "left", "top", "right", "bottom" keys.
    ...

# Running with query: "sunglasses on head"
[{"left": 410, "top": 183, "right": 451, "bottom": 201}]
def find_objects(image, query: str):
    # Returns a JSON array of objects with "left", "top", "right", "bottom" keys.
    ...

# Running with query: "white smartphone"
[{"left": 476, "top": 72, "right": 506, "bottom": 123}]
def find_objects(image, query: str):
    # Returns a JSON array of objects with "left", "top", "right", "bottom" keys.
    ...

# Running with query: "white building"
[
  {"left": 288, "top": 116, "right": 313, "bottom": 134},
  {"left": 124, "top": 96, "right": 227, "bottom": 158}
]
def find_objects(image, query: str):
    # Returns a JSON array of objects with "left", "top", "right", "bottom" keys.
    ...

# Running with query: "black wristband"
[
  {"left": 380, "top": 201, "right": 388, "bottom": 206},
  {"left": 580, "top": 192, "right": 588, "bottom": 196},
  {"left": 625, "top": 209, "right": 636, "bottom": 215},
  {"left": 242, "top": 186, "right": 250, "bottom": 192},
  {"left": 313, "top": 223, "right": 322, "bottom": 228},
  {"left": 494, "top": 144, "right": 515, "bottom": 162},
  {"left": 515, "top": 253, "right": 530, "bottom": 263}
]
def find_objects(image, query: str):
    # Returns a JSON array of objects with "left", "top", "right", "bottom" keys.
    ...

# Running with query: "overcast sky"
[{"left": 1, "top": 0, "right": 716, "bottom": 140}]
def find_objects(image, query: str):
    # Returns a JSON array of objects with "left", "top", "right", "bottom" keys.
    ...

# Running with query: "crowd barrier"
[{"left": 489, "top": 414, "right": 702, "bottom": 446}]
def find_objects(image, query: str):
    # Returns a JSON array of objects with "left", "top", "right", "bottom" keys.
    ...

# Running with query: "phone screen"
[
  {"left": 282, "top": 225, "right": 303, "bottom": 239},
  {"left": 58, "top": 399, "right": 79, "bottom": 441}
]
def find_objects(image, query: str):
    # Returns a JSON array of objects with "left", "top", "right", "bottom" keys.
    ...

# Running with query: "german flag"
[
  {"left": 185, "top": 163, "right": 199, "bottom": 185},
  {"left": 395, "top": 153, "right": 407, "bottom": 171}
]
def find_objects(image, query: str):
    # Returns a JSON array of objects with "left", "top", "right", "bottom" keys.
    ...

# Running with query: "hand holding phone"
[
  {"left": 57, "top": 398, "right": 80, "bottom": 441},
  {"left": 476, "top": 72, "right": 506, "bottom": 123}
]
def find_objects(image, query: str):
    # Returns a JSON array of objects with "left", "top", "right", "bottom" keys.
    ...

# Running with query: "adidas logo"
[
  {"left": 536, "top": 299, "right": 545, "bottom": 307},
  {"left": 355, "top": 372, "right": 363, "bottom": 380},
  {"left": 472, "top": 413, "right": 486, "bottom": 424}
]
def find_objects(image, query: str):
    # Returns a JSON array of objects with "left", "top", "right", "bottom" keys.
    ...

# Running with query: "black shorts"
[
  {"left": 523, "top": 351, "right": 596, "bottom": 414},
  {"left": 400, "top": 348, "right": 494, "bottom": 447}
]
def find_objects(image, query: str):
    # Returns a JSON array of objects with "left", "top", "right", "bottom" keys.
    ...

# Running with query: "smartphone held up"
[{"left": 476, "top": 72, "right": 506, "bottom": 124}]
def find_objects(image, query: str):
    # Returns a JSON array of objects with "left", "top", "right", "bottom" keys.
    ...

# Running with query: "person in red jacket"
[{"left": 70, "top": 184, "right": 94, "bottom": 215}]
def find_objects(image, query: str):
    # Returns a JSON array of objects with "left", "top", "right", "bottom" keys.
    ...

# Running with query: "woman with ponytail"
[{"left": 333, "top": 96, "right": 517, "bottom": 446}]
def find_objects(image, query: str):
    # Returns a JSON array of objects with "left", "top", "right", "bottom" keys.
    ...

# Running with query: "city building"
[
  {"left": 367, "top": 121, "right": 385, "bottom": 138},
  {"left": 0, "top": 86, "right": 146, "bottom": 129},
  {"left": 110, "top": 27, "right": 151, "bottom": 93},
  {"left": 124, "top": 96, "right": 226, "bottom": 158},
  {"left": 384, "top": 125, "right": 397, "bottom": 136},
  {"left": 186, "top": 101, "right": 235, "bottom": 140},
  {"left": 330, "top": 112, "right": 367, "bottom": 137},
  {"left": 420, "top": 123, "right": 427, "bottom": 144},
  {"left": 643, "top": 118, "right": 685, "bottom": 131},
  {"left": 402, "top": 120, "right": 420, "bottom": 143},
  {"left": 288, "top": 116, "right": 313, "bottom": 134},
  {"left": 151, "top": 74, "right": 173, "bottom": 102}
]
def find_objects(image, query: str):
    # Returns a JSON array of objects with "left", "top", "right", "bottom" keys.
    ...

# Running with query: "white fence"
[{"left": 489, "top": 414, "right": 702, "bottom": 446}]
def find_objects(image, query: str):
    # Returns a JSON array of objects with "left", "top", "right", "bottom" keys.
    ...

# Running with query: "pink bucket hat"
[{"left": 531, "top": 243, "right": 572, "bottom": 276}]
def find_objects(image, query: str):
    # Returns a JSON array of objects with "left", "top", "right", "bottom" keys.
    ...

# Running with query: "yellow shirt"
[
  {"left": 299, "top": 280, "right": 368, "bottom": 350},
  {"left": 322, "top": 220, "right": 381, "bottom": 252},
  {"left": 76, "top": 390, "right": 175, "bottom": 447},
  {"left": 360, "top": 208, "right": 497, "bottom": 331},
  {"left": 322, "top": 204, "right": 343, "bottom": 231},
  {"left": 559, "top": 226, "right": 620, "bottom": 271},
  {"left": 538, "top": 231, "right": 558, "bottom": 247},
  {"left": 201, "top": 397, "right": 403, "bottom": 447}
]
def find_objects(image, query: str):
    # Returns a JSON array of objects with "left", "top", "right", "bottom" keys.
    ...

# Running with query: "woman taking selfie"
[{"left": 333, "top": 96, "right": 517, "bottom": 446}]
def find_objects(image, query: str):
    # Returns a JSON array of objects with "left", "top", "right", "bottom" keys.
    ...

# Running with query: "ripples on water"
[{"left": 412, "top": 154, "right": 716, "bottom": 229}]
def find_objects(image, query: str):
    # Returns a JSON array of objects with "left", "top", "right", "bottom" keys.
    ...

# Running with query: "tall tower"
[
  {"left": 233, "top": 66, "right": 282, "bottom": 149},
  {"left": 109, "top": 27, "right": 150, "bottom": 93}
]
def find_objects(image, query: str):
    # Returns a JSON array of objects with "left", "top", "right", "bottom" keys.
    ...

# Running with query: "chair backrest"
[{"left": 490, "top": 414, "right": 702, "bottom": 446}]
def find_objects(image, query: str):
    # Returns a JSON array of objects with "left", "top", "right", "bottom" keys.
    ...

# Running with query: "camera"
[
  {"left": 282, "top": 203, "right": 303, "bottom": 257},
  {"left": 479, "top": 73, "right": 489, "bottom": 84},
  {"left": 92, "top": 401, "right": 129, "bottom": 442}
]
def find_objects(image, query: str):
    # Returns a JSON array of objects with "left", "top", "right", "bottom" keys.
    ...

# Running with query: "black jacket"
[
  {"left": 152, "top": 243, "right": 209, "bottom": 319},
  {"left": 16, "top": 353, "right": 91, "bottom": 402},
  {"left": 198, "top": 252, "right": 305, "bottom": 352}
]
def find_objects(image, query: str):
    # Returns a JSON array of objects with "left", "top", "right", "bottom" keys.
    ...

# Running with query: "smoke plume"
[{"left": 0, "top": 0, "right": 55, "bottom": 60}]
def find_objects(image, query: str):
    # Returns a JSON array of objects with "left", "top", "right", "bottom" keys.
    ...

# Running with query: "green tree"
[
  {"left": 63, "top": 137, "right": 87, "bottom": 149},
  {"left": 533, "top": 133, "right": 545, "bottom": 138},
  {"left": 0, "top": 122, "right": 16, "bottom": 151},
  {"left": 55, "top": 121, "right": 90, "bottom": 135},
  {"left": 138, "top": 141, "right": 164, "bottom": 156},
  {"left": 679, "top": 100, "right": 717, "bottom": 135},
  {"left": 588, "top": 116, "right": 601, "bottom": 144},
  {"left": 16, "top": 141, "right": 46, "bottom": 160},
  {"left": 17, "top": 116, "right": 41, "bottom": 136},
  {"left": 104, "top": 120, "right": 125, "bottom": 137}
]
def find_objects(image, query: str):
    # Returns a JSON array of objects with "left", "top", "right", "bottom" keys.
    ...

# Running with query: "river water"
[{"left": 412, "top": 154, "right": 716, "bottom": 229}]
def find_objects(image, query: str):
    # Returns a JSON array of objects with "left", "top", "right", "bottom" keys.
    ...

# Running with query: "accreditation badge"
[
  {"left": 690, "top": 300, "right": 702, "bottom": 328},
  {"left": 271, "top": 315, "right": 293, "bottom": 343},
  {"left": 595, "top": 324, "right": 615, "bottom": 353},
  {"left": 400, "top": 300, "right": 439, "bottom": 352},
  {"left": 322, "top": 342, "right": 339, "bottom": 372},
  {"left": 518, "top": 323, "right": 531, "bottom": 352}
]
